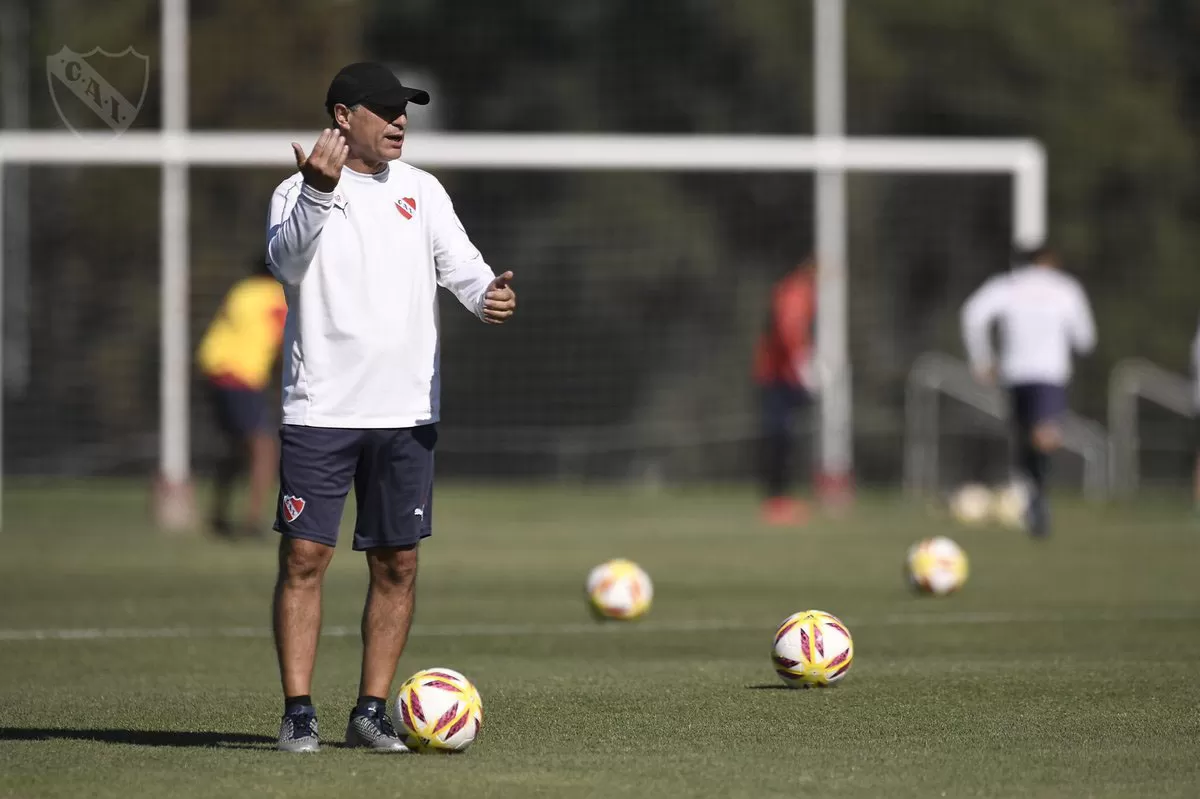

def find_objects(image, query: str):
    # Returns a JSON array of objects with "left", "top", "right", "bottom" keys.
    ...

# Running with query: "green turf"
[{"left": 1, "top": 481, "right": 1198, "bottom": 798}]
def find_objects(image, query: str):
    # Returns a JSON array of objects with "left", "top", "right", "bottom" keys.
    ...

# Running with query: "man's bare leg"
[
  {"left": 358, "top": 546, "right": 419, "bottom": 698},
  {"left": 245, "top": 431, "right": 278, "bottom": 529},
  {"left": 341, "top": 546, "right": 418, "bottom": 752},
  {"left": 273, "top": 536, "right": 335, "bottom": 698},
  {"left": 272, "top": 535, "right": 335, "bottom": 751}
]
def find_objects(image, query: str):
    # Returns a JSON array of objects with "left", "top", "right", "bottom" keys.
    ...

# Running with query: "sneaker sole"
[
  {"left": 344, "top": 738, "right": 411, "bottom": 752},
  {"left": 344, "top": 730, "right": 410, "bottom": 752}
]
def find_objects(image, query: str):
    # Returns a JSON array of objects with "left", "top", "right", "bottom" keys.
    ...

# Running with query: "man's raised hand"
[
  {"left": 483, "top": 271, "right": 517, "bottom": 325},
  {"left": 292, "top": 129, "right": 349, "bottom": 194}
]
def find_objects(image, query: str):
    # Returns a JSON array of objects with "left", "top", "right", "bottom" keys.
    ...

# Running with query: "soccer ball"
[
  {"left": 990, "top": 481, "right": 1029, "bottom": 529},
  {"left": 949, "top": 483, "right": 992, "bottom": 525},
  {"left": 395, "top": 667, "right": 483, "bottom": 753},
  {"left": 906, "top": 536, "right": 969, "bottom": 596},
  {"left": 771, "top": 609, "right": 854, "bottom": 688},
  {"left": 586, "top": 558, "right": 653, "bottom": 620}
]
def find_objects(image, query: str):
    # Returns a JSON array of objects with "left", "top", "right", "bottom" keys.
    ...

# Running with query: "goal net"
[{"left": 0, "top": 132, "right": 1043, "bottom": 497}]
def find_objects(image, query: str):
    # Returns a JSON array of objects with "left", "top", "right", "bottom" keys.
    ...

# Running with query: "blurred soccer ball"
[
  {"left": 586, "top": 558, "right": 653, "bottom": 620},
  {"left": 949, "top": 483, "right": 992, "bottom": 525},
  {"left": 772, "top": 609, "right": 854, "bottom": 688},
  {"left": 396, "top": 667, "right": 483, "bottom": 753},
  {"left": 906, "top": 536, "right": 970, "bottom": 596},
  {"left": 990, "top": 481, "right": 1029, "bottom": 529}
]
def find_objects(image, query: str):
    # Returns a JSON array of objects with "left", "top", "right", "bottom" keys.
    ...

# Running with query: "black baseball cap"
[{"left": 325, "top": 62, "right": 430, "bottom": 113}]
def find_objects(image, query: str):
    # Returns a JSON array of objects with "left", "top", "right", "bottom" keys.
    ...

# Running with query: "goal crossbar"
[
  {"left": 1, "top": 130, "right": 1042, "bottom": 168},
  {"left": 0, "top": 133, "right": 1044, "bottom": 237}
]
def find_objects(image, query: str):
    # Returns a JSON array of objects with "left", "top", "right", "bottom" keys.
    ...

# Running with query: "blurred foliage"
[
  {"left": 6, "top": 0, "right": 1200, "bottom": 479},
  {"left": 384, "top": 0, "right": 1200, "bottom": 472}
]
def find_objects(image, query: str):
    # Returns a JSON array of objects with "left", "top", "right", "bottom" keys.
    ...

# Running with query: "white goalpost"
[{"left": 0, "top": 129, "right": 1047, "bottom": 529}]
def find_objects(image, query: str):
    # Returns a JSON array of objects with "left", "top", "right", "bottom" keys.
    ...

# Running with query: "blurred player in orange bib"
[
  {"left": 753, "top": 259, "right": 818, "bottom": 525},
  {"left": 197, "top": 261, "right": 288, "bottom": 538}
]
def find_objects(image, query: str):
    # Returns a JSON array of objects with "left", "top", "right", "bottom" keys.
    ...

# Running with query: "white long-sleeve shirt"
[
  {"left": 266, "top": 161, "right": 495, "bottom": 427},
  {"left": 960, "top": 265, "right": 1096, "bottom": 386}
]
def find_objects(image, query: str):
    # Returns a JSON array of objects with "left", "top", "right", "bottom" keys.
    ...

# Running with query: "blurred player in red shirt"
[{"left": 753, "top": 259, "right": 817, "bottom": 525}]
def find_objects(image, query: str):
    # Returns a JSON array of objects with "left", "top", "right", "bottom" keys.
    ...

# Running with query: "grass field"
[{"left": 1, "top": 481, "right": 1198, "bottom": 798}]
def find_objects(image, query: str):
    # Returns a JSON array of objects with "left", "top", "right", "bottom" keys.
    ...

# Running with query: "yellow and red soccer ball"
[
  {"left": 771, "top": 609, "right": 854, "bottom": 688},
  {"left": 906, "top": 536, "right": 970, "bottom": 596},
  {"left": 586, "top": 558, "right": 653, "bottom": 620},
  {"left": 395, "top": 667, "right": 483, "bottom": 753}
]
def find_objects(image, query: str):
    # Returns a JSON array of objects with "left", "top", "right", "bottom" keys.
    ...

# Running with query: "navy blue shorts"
[
  {"left": 211, "top": 384, "right": 270, "bottom": 437},
  {"left": 1009, "top": 383, "right": 1068, "bottom": 435},
  {"left": 274, "top": 424, "right": 437, "bottom": 550}
]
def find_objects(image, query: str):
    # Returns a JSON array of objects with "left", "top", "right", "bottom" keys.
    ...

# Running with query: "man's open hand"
[
  {"left": 483, "top": 271, "right": 517, "bottom": 325},
  {"left": 292, "top": 129, "right": 348, "bottom": 194}
]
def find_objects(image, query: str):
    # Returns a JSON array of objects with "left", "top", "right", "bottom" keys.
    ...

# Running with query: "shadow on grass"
[
  {"left": 744, "top": 683, "right": 794, "bottom": 690},
  {"left": 0, "top": 727, "right": 275, "bottom": 749}
]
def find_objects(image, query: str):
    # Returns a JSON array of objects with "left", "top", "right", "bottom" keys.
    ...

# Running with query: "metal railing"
[
  {"left": 904, "top": 352, "right": 1110, "bottom": 500},
  {"left": 1107, "top": 357, "right": 1195, "bottom": 496}
]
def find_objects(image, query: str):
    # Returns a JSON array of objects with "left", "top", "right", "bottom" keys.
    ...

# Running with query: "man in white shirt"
[
  {"left": 266, "top": 62, "right": 517, "bottom": 753},
  {"left": 960, "top": 246, "right": 1095, "bottom": 538}
]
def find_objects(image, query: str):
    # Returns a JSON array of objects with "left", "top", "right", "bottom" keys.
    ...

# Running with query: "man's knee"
[
  {"left": 279, "top": 537, "right": 334, "bottom": 585},
  {"left": 1031, "top": 422, "right": 1062, "bottom": 453},
  {"left": 367, "top": 546, "right": 418, "bottom": 589}
]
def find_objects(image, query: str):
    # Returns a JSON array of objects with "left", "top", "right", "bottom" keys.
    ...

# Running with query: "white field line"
[{"left": 0, "top": 609, "right": 1197, "bottom": 643}]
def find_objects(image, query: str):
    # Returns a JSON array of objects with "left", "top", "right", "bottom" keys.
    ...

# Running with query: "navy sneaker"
[
  {"left": 277, "top": 705, "right": 320, "bottom": 753},
  {"left": 345, "top": 700, "right": 409, "bottom": 752}
]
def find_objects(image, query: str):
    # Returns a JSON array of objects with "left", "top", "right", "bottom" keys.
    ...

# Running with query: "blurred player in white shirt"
[{"left": 961, "top": 246, "right": 1096, "bottom": 537}]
